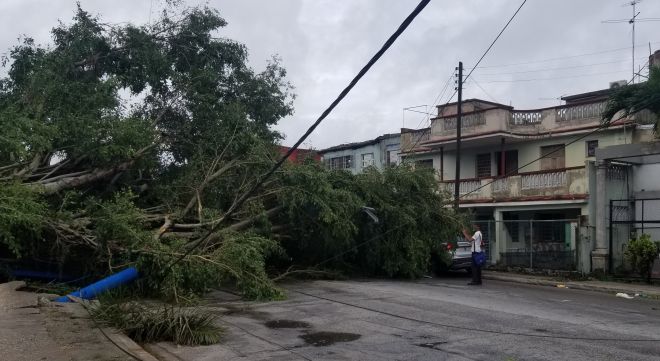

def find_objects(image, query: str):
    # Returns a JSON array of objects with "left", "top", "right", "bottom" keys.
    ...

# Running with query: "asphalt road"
[{"left": 156, "top": 275, "right": 660, "bottom": 361}]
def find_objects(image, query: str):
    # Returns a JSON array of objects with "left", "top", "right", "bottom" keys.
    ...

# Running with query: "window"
[
  {"left": 540, "top": 145, "right": 565, "bottom": 170},
  {"left": 586, "top": 140, "right": 598, "bottom": 157},
  {"left": 415, "top": 159, "right": 433, "bottom": 169},
  {"left": 476, "top": 153, "right": 491, "bottom": 178},
  {"left": 342, "top": 155, "right": 352, "bottom": 169},
  {"left": 328, "top": 156, "right": 352, "bottom": 170},
  {"left": 495, "top": 150, "right": 518, "bottom": 176},
  {"left": 386, "top": 150, "right": 399, "bottom": 166},
  {"left": 361, "top": 153, "right": 374, "bottom": 168}
]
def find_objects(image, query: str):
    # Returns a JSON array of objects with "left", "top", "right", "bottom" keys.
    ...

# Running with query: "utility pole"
[{"left": 454, "top": 62, "right": 463, "bottom": 209}]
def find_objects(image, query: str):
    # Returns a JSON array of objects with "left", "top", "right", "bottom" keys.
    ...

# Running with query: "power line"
[
  {"left": 403, "top": 0, "right": 527, "bottom": 154},
  {"left": 478, "top": 69, "right": 629, "bottom": 83},
  {"left": 158, "top": 0, "right": 432, "bottom": 276},
  {"left": 404, "top": 71, "right": 455, "bottom": 131},
  {"left": 475, "top": 57, "right": 645, "bottom": 76},
  {"left": 463, "top": 0, "right": 528, "bottom": 84},
  {"left": 468, "top": 77, "right": 499, "bottom": 103},
  {"left": 466, "top": 42, "right": 660, "bottom": 70}
]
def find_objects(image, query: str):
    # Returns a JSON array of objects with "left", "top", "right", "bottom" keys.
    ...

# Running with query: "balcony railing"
[
  {"left": 441, "top": 167, "right": 586, "bottom": 202},
  {"left": 443, "top": 112, "right": 486, "bottom": 130},
  {"left": 509, "top": 111, "right": 543, "bottom": 126},
  {"left": 443, "top": 179, "right": 481, "bottom": 194},
  {"left": 556, "top": 102, "right": 606, "bottom": 122},
  {"left": 521, "top": 171, "right": 567, "bottom": 190}
]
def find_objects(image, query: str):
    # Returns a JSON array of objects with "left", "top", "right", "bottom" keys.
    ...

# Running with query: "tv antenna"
[{"left": 602, "top": 0, "right": 659, "bottom": 83}]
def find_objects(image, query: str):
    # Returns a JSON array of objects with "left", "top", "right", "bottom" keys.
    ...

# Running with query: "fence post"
[{"left": 529, "top": 219, "right": 533, "bottom": 269}]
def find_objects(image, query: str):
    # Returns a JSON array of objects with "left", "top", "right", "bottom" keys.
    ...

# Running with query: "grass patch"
[{"left": 92, "top": 301, "right": 223, "bottom": 345}]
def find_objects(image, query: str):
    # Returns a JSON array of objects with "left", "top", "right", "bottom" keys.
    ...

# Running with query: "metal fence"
[
  {"left": 474, "top": 219, "right": 579, "bottom": 271},
  {"left": 610, "top": 198, "right": 660, "bottom": 277}
]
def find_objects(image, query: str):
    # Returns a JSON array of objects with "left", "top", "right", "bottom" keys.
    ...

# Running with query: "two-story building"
[
  {"left": 400, "top": 87, "right": 655, "bottom": 273},
  {"left": 319, "top": 133, "right": 400, "bottom": 174}
]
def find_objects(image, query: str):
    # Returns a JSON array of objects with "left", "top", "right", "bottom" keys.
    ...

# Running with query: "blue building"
[{"left": 319, "top": 133, "right": 400, "bottom": 174}]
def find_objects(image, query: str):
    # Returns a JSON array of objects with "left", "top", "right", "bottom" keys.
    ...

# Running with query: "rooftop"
[{"left": 319, "top": 133, "right": 400, "bottom": 153}]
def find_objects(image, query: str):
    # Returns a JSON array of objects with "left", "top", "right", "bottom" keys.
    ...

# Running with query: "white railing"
[
  {"left": 509, "top": 111, "right": 543, "bottom": 125},
  {"left": 444, "top": 180, "right": 482, "bottom": 195},
  {"left": 556, "top": 102, "right": 606, "bottom": 122},
  {"left": 521, "top": 171, "right": 566, "bottom": 190}
]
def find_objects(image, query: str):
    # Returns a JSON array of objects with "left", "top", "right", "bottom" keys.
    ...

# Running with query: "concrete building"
[
  {"left": 277, "top": 145, "right": 321, "bottom": 164},
  {"left": 399, "top": 87, "right": 656, "bottom": 273},
  {"left": 319, "top": 133, "right": 400, "bottom": 174},
  {"left": 595, "top": 141, "right": 660, "bottom": 277}
]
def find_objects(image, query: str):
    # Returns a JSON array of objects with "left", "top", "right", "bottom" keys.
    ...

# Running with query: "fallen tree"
[{"left": 0, "top": 4, "right": 460, "bottom": 300}]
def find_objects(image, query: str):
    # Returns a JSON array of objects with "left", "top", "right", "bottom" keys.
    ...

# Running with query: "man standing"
[{"left": 463, "top": 224, "right": 483, "bottom": 285}]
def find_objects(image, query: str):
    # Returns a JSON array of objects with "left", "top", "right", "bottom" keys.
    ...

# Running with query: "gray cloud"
[{"left": 1, "top": 0, "right": 658, "bottom": 149}]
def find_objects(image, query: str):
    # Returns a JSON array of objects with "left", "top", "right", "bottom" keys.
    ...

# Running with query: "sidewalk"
[
  {"left": 0, "top": 281, "right": 157, "bottom": 361},
  {"left": 483, "top": 271, "right": 660, "bottom": 299}
]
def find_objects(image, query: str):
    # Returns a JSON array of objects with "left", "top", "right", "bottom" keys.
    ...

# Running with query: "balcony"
[
  {"left": 441, "top": 166, "right": 588, "bottom": 203},
  {"left": 424, "top": 101, "right": 609, "bottom": 146}
]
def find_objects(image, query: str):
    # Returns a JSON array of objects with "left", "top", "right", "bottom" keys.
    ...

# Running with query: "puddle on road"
[
  {"left": 299, "top": 331, "right": 361, "bottom": 347},
  {"left": 264, "top": 319, "right": 311, "bottom": 329}
]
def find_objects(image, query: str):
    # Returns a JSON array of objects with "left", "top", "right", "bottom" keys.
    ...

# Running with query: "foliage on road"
[
  {"left": 92, "top": 300, "right": 223, "bottom": 345},
  {"left": 0, "top": 3, "right": 459, "bottom": 301},
  {"left": 278, "top": 163, "right": 463, "bottom": 278}
]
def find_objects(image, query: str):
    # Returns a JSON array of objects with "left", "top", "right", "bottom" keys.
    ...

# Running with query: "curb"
[
  {"left": 100, "top": 327, "right": 161, "bottom": 361},
  {"left": 143, "top": 343, "right": 185, "bottom": 361},
  {"left": 483, "top": 273, "right": 660, "bottom": 299},
  {"left": 58, "top": 298, "right": 161, "bottom": 361}
]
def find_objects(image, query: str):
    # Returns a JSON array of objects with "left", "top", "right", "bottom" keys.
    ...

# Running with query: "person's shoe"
[{"left": 467, "top": 282, "right": 482, "bottom": 286}]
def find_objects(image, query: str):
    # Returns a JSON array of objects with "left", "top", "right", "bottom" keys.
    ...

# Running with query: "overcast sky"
[{"left": 1, "top": 0, "right": 658, "bottom": 149}]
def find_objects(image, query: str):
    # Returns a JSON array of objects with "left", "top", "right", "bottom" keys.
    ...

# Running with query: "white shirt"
[{"left": 471, "top": 230, "right": 482, "bottom": 252}]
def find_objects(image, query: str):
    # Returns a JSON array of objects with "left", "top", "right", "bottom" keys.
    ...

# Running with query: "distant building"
[
  {"left": 318, "top": 134, "right": 400, "bottom": 174},
  {"left": 400, "top": 84, "right": 655, "bottom": 274},
  {"left": 277, "top": 146, "right": 321, "bottom": 164}
]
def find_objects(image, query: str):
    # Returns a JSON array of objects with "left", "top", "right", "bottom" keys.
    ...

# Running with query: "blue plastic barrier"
[{"left": 55, "top": 267, "right": 139, "bottom": 302}]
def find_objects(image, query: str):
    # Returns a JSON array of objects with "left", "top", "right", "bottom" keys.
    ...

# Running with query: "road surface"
[{"left": 154, "top": 276, "right": 660, "bottom": 361}]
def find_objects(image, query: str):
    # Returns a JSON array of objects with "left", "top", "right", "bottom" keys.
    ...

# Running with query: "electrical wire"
[
  {"left": 462, "top": 0, "right": 527, "bottom": 84},
  {"left": 466, "top": 41, "right": 660, "bottom": 70},
  {"left": 475, "top": 57, "right": 644, "bottom": 76},
  {"left": 404, "top": 71, "right": 455, "bottom": 132},
  {"left": 468, "top": 77, "right": 498, "bottom": 103},
  {"left": 402, "top": 0, "right": 527, "bottom": 155},
  {"left": 479, "top": 69, "right": 630, "bottom": 83},
  {"left": 158, "top": 0, "right": 431, "bottom": 277}
]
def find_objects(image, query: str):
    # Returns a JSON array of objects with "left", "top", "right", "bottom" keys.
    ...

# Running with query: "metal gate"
[
  {"left": 475, "top": 219, "right": 579, "bottom": 271},
  {"left": 610, "top": 197, "right": 660, "bottom": 276}
]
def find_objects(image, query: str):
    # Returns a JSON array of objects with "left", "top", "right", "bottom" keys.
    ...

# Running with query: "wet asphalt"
[{"left": 157, "top": 274, "right": 660, "bottom": 361}]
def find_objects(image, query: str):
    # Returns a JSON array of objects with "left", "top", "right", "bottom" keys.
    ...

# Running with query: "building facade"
[
  {"left": 277, "top": 146, "right": 321, "bottom": 164},
  {"left": 400, "top": 90, "right": 655, "bottom": 273},
  {"left": 319, "top": 133, "right": 400, "bottom": 174}
]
